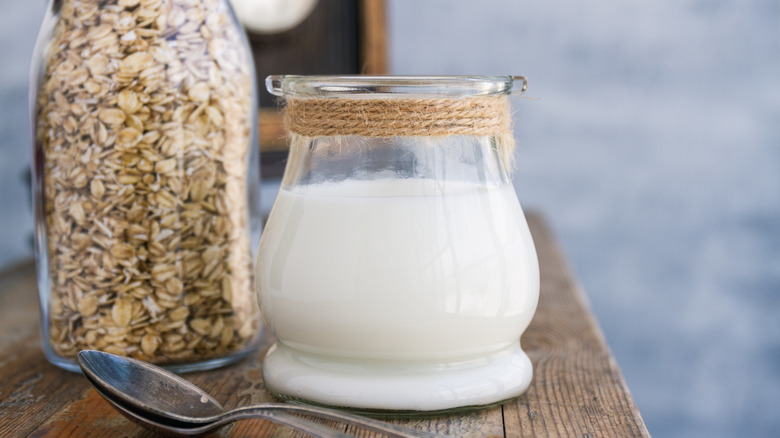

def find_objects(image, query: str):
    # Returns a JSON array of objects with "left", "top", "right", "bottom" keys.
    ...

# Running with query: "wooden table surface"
[{"left": 0, "top": 213, "right": 650, "bottom": 437}]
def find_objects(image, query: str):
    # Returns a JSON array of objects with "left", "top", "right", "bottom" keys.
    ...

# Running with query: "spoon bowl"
[
  {"left": 77, "top": 350, "right": 440, "bottom": 438},
  {"left": 78, "top": 349, "right": 225, "bottom": 421}
]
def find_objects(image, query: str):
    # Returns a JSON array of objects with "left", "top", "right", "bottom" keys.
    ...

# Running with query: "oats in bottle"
[{"left": 30, "top": 0, "right": 263, "bottom": 372}]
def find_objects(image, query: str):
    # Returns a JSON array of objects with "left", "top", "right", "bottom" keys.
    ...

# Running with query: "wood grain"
[
  {"left": 359, "top": 0, "right": 389, "bottom": 75},
  {"left": 0, "top": 213, "right": 649, "bottom": 437},
  {"left": 504, "top": 215, "right": 650, "bottom": 437},
  {"left": 258, "top": 109, "right": 288, "bottom": 153}
]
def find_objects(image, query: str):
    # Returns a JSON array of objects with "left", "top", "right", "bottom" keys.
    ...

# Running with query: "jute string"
[{"left": 281, "top": 95, "right": 516, "bottom": 168}]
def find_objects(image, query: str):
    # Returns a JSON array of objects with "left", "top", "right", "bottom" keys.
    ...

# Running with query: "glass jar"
[
  {"left": 257, "top": 75, "right": 539, "bottom": 413},
  {"left": 30, "top": 0, "right": 263, "bottom": 372}
]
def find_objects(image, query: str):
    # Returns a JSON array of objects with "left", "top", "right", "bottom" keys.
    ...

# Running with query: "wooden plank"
[
  {"left": 0, "top": 213, "right": 648, "bottom": 437},
  {"left": 503, "top": 214, "right": 650, "bottom": 437},
  {"left": 359, "top": 0, "right": 389, "bottom": 74},
  {"left": 259, "top": 109, "right": 289, "bottom": 153},
  {"left": 0, "top": 261, "right": 93, "bottom": 438}
]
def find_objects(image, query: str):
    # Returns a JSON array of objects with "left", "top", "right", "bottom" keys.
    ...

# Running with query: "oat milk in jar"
[{"left": 256, "top": 75, "right": 539, "bottom": 413}]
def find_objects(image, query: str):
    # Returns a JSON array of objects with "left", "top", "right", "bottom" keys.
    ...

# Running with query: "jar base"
[
  {"left": 42, "top": 341, "right": 261, "bottom": 374},
  {"left": 262, "top": 342, "right": 533, "bottom": 414}
]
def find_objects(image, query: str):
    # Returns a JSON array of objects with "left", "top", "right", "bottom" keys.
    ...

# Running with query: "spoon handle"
[
  {"left": 249, "top": 411, "right": 355, "bottom": 438},
  {"left": 229, "top": 404, "right": 442, "bottom": 438}
]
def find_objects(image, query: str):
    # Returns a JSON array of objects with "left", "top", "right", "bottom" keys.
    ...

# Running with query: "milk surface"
[{"left": 256, "top": 178, "right": 539, "bottom": 362}]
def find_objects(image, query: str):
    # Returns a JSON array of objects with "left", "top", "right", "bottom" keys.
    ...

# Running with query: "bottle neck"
[{"left": 52, "top": 0, "right": 233, "bottom": 28}]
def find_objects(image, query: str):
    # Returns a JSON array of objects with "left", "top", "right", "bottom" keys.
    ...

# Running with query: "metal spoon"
[
  {"left": 77, "top": 350, "right": 441, "bottom": 437},
  {"left": 86, "top": 379, "right": 351, "bottom": 437}
]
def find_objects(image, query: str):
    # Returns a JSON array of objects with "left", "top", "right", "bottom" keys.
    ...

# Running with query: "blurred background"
[{"left": 1, "top": 0, "right": 778, "bottom": 436}]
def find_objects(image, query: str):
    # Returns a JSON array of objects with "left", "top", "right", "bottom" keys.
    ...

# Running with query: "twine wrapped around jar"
[{"left": 281, "top": 95, "right": 517, "bottom": 169}]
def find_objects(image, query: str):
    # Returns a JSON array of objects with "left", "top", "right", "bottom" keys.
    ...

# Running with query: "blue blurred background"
[{"left": 1, "top": 1, "right": 778, "bottom": 436}]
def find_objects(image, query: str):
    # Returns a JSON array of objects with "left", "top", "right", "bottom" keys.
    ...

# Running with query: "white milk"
[{"left": 256, "top": 178, "right": 539, "bottom": 362}]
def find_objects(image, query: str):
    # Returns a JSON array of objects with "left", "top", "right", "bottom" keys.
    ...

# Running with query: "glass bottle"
[
  {"left": 30, "top": 0, "right": 263, "bottom": 372},
  {"left": 257, "top": 75, "right": 539, "bottom": 413}
]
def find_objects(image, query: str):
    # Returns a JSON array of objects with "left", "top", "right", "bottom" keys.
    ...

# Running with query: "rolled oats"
[{"left": 34, "top": 0, "right": 260, "bottom": 365}]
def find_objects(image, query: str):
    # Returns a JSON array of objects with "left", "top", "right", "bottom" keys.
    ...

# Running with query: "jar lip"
[{"left": 266, "top": 75, "right": 527, "bottom": 98}]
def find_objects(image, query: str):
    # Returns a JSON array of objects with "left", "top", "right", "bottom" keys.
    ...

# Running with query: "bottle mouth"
[{"left": 266, "top": 75, "right": 528, "bottom": 98}]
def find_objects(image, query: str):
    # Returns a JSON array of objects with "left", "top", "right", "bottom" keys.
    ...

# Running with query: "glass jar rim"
[{"left": 266, "top": 75, "right": 527, "bottom": 98}]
